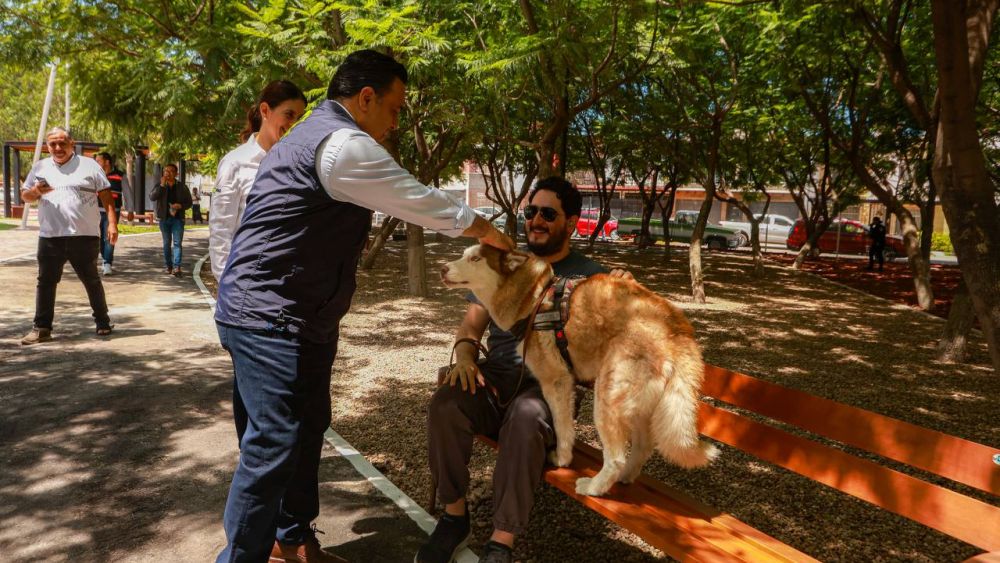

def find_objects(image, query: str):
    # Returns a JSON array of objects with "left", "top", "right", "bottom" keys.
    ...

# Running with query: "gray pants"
[{"left": 427, "top": 372, "right": 555, "bottom": 535}]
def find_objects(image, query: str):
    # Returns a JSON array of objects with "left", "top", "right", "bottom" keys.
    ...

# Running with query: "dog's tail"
[{"left": 651, "top": 347, "right": 719, "bottom": 468}]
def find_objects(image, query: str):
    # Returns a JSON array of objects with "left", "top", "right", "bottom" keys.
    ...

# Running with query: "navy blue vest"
[{"left": 215, "top": 100, "right": 372, "bottom": 343}]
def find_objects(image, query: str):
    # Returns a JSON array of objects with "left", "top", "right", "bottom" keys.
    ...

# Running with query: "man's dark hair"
[
  {"left": 165, "top": 163, "right": 178, "bottom": 172},
  {"left": 327, "top": 49, "right": 408, "bottom": 100},
  {"left": 528, "top": 176, "right": 582, "bottom": 218},
  {"left": 96, "top": 152, "right": 114, "bottom": 166}
]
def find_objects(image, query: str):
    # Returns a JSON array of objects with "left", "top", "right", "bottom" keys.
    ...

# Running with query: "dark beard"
[{"left": 526, "top": 227, "right": 568, "bottom": 256}]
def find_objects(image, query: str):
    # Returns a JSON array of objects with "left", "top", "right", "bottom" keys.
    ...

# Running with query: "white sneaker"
[{"left": 102, "top": 263, "right": 112, "bottom": 276}]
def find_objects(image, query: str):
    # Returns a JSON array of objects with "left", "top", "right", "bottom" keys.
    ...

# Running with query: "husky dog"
[{"left": 441, "top": 245, "right": 717, "bottom": 497}]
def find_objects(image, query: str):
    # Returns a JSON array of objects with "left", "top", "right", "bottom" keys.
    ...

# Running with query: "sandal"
[{"left": 96, "top": 325, "right": 114, "bottom": 336}]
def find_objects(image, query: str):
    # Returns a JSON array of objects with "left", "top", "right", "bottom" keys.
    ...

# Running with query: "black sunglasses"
[{"left": 524, "top": 205, "right": 560, "bottom": 222}]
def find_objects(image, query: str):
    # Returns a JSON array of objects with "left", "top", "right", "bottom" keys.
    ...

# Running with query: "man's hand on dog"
[
  {"left": 463, "top": 215, "right": 514, "bottom": 252},
  {"left": 447, "top": 358, "right": 485, "bottom": 394},
  {"left": 609, "top": 268, "right": 633, "bottom": 280}
]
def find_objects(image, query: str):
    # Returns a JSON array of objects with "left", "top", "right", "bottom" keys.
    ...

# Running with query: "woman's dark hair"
[
  {"left": 528, "top": 176, "right": 583, "bottom": 218},
  {"left": 326, "top": 49, "right": 408, "bottom": 100},
  {"left": 240, "top": 80, "right": 307, "bottom": 142}
]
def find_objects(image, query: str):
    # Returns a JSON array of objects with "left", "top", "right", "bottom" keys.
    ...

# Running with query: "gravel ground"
[{"left": 205, "top": 237, "right": 998, "bottom": 562}]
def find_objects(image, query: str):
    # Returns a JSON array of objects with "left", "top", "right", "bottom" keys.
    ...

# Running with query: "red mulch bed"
[{"left": 767, "top": 253, "right": 964, "bottom": 319}]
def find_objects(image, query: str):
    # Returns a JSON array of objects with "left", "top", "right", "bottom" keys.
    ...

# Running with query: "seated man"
[{"left": 417, "top": 177, "right": 630, "bottom": 563}]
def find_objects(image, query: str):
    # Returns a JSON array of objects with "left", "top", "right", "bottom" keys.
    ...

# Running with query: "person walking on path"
[
  {"left": 213, "top": 49, "right": 513, "bottom": 563},
  {"left": 94, "top": 152, "right": 131, "bottom": 275},
  {"left": 191, "top": 188, "right": 204, "bottom": 224},
  {"left": 417, "top": 178, "right": 631, "bottom": 563},
  {"left": 150, "top": 163, "right": 192, "bottom": 276},
  {"left": 209, "top": 80, "right": 307, "bottom": 281},
  {"left": 868, "top": 216, "right": 887, "bottom": 272},
  {"left": 19, "top": 127, "right": 117, "bottom": 344}
]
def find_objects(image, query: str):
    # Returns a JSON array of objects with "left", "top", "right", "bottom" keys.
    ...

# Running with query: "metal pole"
[
  {"left": 64, "top": 73, "right": 70, "bottom": 129},
  {"left": 22, "top": 62, "right": 58, "bottom": 228},
  {"left": 2, "top": 144, "right": 10, "bottom": 218}
]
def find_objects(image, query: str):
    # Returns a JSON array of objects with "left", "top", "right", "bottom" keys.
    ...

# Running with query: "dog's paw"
[
  {"left": 575, "top": 477, "right": 607, "bottom": 497},
  {"left": 548, "top": 449, "right": 573, "bottom": 468}
]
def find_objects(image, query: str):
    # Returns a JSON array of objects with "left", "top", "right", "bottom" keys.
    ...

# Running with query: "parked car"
[
  {"left": 575, "top": 208, "right": 619, "bottom": 238},
  {"left": 785, "top": 218, "right": 905, "bottom": 259},
  {"left": 719, "top": 214, "right": 797, "bottom": 246},
  {"left": 617, "top": 210, "right": 742, "bottom": 250}
]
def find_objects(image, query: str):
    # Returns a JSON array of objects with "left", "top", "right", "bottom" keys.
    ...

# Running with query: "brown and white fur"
[{"left": 441, "top": 245, "right": 717, "bottom": 497}]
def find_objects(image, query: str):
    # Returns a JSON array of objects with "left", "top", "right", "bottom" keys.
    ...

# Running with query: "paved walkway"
[{"left": 0, "top": 228, "right": 436, "bottom": 562}]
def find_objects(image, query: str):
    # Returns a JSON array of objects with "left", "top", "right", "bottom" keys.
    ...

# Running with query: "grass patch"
[{"left": 118, "top": 223, "right": 208, "bottom": 235}]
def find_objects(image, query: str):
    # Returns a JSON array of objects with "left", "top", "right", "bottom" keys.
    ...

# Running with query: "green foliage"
[{"left": 931, "top": 232, "right": 953, "bottom": 254}]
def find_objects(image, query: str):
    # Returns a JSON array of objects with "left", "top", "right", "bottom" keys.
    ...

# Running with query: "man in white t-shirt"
[{"left": 19, "top": 127, "right": 118, "bottom": 345}]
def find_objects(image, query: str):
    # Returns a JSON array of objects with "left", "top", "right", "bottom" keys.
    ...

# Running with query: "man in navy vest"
[{"left": 214, "top": 50, "right": 512, "bottom": 563}]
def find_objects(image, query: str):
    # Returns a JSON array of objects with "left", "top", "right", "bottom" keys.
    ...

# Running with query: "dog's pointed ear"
[{"left": 505, "top": 250, "right": 530, "bottom": 271}]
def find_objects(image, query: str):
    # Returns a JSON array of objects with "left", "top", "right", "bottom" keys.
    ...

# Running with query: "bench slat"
[
  {"left": 698, "top": 403, "right": 1000, "bottom": 552},
  {"left": 478, "top": 436, "right": 816, "bottom": 562},
  {"left": 701, "top": 366, "right": 1000, "bottom": 496}
]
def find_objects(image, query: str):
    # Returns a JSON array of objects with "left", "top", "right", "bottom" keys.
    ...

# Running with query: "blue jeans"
[
  {"left": 216, "top": 323, "right": 336, "bottom": 563},
  {"left": 99, "top": 210, "right": 117, "bottom": 265},
  {"left": 159, "top": 215, "right": 185, "bottom": 269}
]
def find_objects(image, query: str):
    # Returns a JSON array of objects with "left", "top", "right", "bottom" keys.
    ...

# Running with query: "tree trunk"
[
  {"left": 931, "top": 0, "right": 1000, "bottom": 373},
  {"left": 638, "top": 204, "right": 655, "bottom": 249},
  {"left": 659, "top": 184, "right": 678, "bottom": 261},
  {"left": 361, "top": 217, "right": 401, "bottom": 270},
  {"left": 537, "top": 142, "right": 556, "bottom": 179},
  {"left": 920, "top": 171, "right": 937, "bottom": 261},
  {"left": 407, "top": 223, "right": 427, "bottom": 297},
  {"left": 895, "top": 210, "right": 935, "bottom": 311},
  {"left": 749, "top": 219, "right": 764, "bottom": 278},
  {"left": 689, "top": 192, "right": 714, "bottom": 304},
  {"left": 937, "top": 281, "right": 975, "bottom": 363}
]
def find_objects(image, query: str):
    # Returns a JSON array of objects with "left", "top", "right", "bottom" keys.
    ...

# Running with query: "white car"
[{"left": 719, "top": 214, "right": 797, "bottom": 246}]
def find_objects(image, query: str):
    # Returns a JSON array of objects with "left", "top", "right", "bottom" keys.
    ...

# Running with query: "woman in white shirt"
[{"left": 209, "top": 80, "right": 307, "bottom": 280}]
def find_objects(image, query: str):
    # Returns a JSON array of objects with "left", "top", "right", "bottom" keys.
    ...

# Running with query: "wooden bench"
[{"left": 429, "top": 365, "right": 1000, "bottom": 561}]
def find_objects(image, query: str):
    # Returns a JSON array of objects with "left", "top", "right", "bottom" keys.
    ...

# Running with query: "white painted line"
[
  {"left": 323, "top": 428, "right": 479, "bottom": 563},
  {"left": 192, "top": 254, "right": 216, "bottom": 311},
  {"left": 190, "top": 257, "right": 476, "bottom": 561}
]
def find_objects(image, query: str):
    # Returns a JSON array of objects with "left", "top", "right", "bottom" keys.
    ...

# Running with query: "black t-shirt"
[
  {"left": 97, "top": 168, "right": 125, "bottom": 212},
  {"left": 869, "top": 223, "right": 887, "bottom": 245},
  {"left": 466, "top": 250, "right": 607, "bottom": 400}
]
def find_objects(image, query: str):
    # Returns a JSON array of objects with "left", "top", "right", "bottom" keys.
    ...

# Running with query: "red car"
[
  {"left": 786, "top": 219, "right": 905, "bottom": 259},
  {"left": 575, "top": 208, "right": 619, "bottom": 238}
]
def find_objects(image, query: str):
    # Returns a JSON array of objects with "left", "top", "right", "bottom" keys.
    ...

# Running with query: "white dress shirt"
[
  {"left": 315, "top": 102, "right": 475, "bottom": 237},
  {"left": 25, "top": 154, "right": 110, "bottom": 238},
  {"left": 209, "top": 134, "right": 265, "bottom": 280}
]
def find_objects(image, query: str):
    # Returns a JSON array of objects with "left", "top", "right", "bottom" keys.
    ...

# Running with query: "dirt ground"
[
  {"left": 767, "top": 253, "right": 964, "bottom": 319},
  {"left": 321, "top": 238, "right": 997, "bottom": 562}
]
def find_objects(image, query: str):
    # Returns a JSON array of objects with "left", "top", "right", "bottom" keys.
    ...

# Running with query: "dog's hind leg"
[
  {"left": 619, "top": 420, "right": 654, "bottom": 484},
  {"left": 575, "top": 387, "right": 629, "bottom": 497}
]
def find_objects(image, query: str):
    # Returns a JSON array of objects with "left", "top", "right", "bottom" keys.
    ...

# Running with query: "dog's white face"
[{"left": 440, "top": 245, "right": 529, "bottom": 293}]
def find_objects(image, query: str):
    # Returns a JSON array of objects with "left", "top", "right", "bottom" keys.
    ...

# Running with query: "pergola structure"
[{"left": 2, "top": 140, "right": 192, "bottom": 219}]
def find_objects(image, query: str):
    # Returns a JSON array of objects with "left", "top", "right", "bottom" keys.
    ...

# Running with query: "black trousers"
[
  {"left": 428, "top": 370, "right": 555, "bottom": 535},
  {"left": 869, "top": 242, "right": 885, "bottom": 270},
  {"left": 33, "top": 236, "right": 111, "bottom": 330}
]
